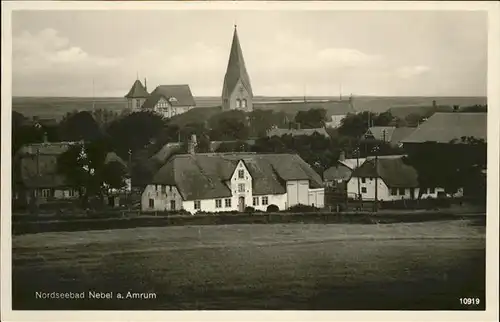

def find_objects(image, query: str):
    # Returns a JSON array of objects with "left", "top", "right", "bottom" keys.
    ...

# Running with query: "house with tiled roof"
[
  {"left": 221, "top": 25, "right": 253, "bottom": 112},
  {"left": 141, "top": 84, "right": 196, "bottom": 118},
  {"left": 141, "top": 137, "right": 325, "bottom": 213},
  {"left": 125, "top": 79, "right": 150, "bottom": 111},
  {"left": 346, "top": 156, "right": 444, "bottom": 201}
]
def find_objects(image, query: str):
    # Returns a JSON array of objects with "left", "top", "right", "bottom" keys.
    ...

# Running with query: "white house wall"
[
  {"left": 325, "top": 115, "right": 347, "bottom": 128},
  {"left": 141, "top": 184, "right": 184, "bottom": 212},
  {"left": 347, "top": 176, "right": 447, "bottom": 201}
]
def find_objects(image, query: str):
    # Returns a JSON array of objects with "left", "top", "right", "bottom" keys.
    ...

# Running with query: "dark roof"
[
  {"left": 387, "top": 105, "right": 453, "bottom": 120},
  {"left": 351, "top": 157, "right": 419, "bottom": 188},
  {"left": 254, "top": 100, "right": 354, "bottom": 117},
  {"left": 323, "top": 163, "right": 352, "bottom": 182},
  {"left": 15, "top": 143, "right": 76, "bottom": 188},
  {"left": 402, "top": 112, "right": 487, "bottom": 144},
  {"left": 222, "top": 27, "right": 253, "bottom": 98},
  {"left": 150, "top": 142, "right": 184, "bottom": 164},
  {"left": 267, "top": 127, "right": 330, "bottom": 138},
  {"left": 364, "top": 126, "right": 415, "bottom": 144},
  {"left": 104, "top": 152, "right": 128, "bottom": 168},
  {"left": 142, "top": 85, "right": 196, "bottom": 110},
  {"left": 125, "top": 79, "right": 149, "bottom": 99},
  {"left": 152, "top": 153, "right": 323, "bottom": 200}
]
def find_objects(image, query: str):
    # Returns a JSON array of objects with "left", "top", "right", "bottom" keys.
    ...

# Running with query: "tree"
[
  {"left": 338, "top": 112, "right": 375, "bottom": 138},
  {"left": 58, "top": 111, "right": 103, "bottom": 142},
  {"left": 106, "top": 111, "right": 167, "bottom": 158},
  {"left": 294, "top": 108, "right": 327, "bottom": 128},
  {"left": 208, "top": 110, "right": 250, "bottom": 141},
  {"left": 374, "top": 111, "right": 394, "bottom": 126},
  {"left": 57, "top": 140, "right": 126, "bottom": 207}
]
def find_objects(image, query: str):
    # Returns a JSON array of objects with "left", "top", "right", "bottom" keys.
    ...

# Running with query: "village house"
[
  {"left": 401, "top": 112, "right": 487, "bottom": 148},
  {"left": 323, "top": 151, "right": 366, "bottom": 188},
  {"left": 141, "top": 136, "right": 325, "bottom": 213},
  {"left": 363, "top": 126, "right": 415, "bottom": 147},
  {"left": 13, "top": 141, "right": 82, "bottom": 206},
  {"left": 13, "top": 140, "right": 131, "bottom": 208},
  {"left": 346, "top": 155, "right": 445, "bottom": 201},
  {"left": 266, "top": 125, "right": 330, "bottom": 138},
  {"left": 140, "top": 84, "right": 196, "bottom": 118}
]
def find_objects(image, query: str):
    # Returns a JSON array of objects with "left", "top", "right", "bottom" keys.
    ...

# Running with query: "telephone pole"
[
  {"left": 372, "top": 145, "right": 380, "bottom": 212},
  {"left": 354, "top": 147, "right": 362, "bottom": 210}
]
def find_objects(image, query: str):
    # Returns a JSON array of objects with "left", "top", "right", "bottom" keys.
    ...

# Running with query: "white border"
[{"left": 1, "top": 1, "right": 499, "bottom": 322}]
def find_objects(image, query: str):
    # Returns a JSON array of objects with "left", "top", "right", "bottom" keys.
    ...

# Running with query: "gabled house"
[
  {"left": 266, "top": 126, "right": 330, "bottom": 138},
  {"left": 141, "top": 148, "right": 325, "bottom": 213},
  {"left": 323, "top": 152, "right": 366, "bottom": 188},
  {"left": 13, "top": 141, "right": 81, "bottom": 206},
  {"left": 125, "top": 79, "right": 150, "bottom": 111},
  {"left": 363, "top": 126, "right": 415, "bottom": 147},
  {"left": 346, "top": 155, "right": 445, "bottom": 201},
  {"left": 141, "top": 85, "right": 196, "bottom": 118}
]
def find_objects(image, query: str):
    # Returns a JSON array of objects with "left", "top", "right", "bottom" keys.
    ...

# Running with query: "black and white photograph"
[{"left": 1, "top": 1, "right": 499, "bottom": 321}]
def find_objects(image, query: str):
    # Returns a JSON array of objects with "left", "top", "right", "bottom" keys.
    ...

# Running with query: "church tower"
[
  {"left": 125, "top": 78, "right": 150, "bottom": 111},
  {"left": 221, "top": 25, "right": 253, "bottom": 112}
]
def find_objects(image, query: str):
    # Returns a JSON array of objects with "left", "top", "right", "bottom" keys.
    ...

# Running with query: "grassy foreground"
[{"left": 12, "top": 220, "right": 486, "bottom": 310}]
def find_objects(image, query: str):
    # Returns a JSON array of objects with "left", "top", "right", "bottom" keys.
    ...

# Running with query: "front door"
[{"left": 238, "top": 196, "right": 245, "bottom": 212}]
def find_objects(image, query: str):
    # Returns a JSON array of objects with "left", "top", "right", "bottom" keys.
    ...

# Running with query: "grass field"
[
  {"left": 12, "top": 221, "right": 486, "bottom": 310},
  {"left": 12, "top": 96, "right": 486, "bottom": 121}
]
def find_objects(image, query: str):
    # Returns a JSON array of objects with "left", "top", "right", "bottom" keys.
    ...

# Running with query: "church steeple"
[{"left": 221, "top": 25, "right": 253, "bottom": 111}]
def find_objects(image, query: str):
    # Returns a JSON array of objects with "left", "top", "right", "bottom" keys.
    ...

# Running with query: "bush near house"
[
  {"left": 266, "top": 204, "right": 280, "bottom": 212},
  {"left": 286, "top": 204, "right": 320, "bottom": 213}
]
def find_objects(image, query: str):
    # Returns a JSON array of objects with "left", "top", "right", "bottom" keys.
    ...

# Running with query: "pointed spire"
[
  {"left": 125, "top": 79, "right": 149, "bottom": 98},
  {"left": 222, "top": 25, "right": 253, "bottom": 100}
]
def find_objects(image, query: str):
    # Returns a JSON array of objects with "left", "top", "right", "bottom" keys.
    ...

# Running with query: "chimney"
[
  {"left": 43, "top": 132, "right": 48, "bottom": 143},
  {"left": 188, "top": 134, "right": 197, "bottom": 155},
  {"left": 453, "top": 105, "right": 459, "bottom": 112},
  {"left": 339, "top": 151, "right": 346, "bottom": 162}
]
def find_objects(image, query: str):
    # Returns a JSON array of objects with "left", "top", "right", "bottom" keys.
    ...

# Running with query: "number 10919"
[{"left": 459, "top": 298, "right": 480, "bottom": 305}]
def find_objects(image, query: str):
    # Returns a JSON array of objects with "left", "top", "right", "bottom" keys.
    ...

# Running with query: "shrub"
[
  {"left": 287, "top": 204, "right": 318, "bottom": 213},
  {"left": 244, "top": 206, "right": 255, "bottom": 213},
  {"left": 266, "top": 204, "right": 279, "bottom": 212}
]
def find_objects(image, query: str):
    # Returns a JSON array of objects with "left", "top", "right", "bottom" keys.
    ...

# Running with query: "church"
[
  {"left": 124, "top": 25, "right": 353, "bottom": 122},
  {"left": 124, "top": 25, "right": 252, "bottom": 118}
]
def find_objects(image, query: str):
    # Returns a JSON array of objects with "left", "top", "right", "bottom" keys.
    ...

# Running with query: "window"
[
  {"left": 69, "top": 189, "right": 76, "bottom": 197},
  {"left": 194, "top": 200, "right": 201, "bottom": 210},
  {"left": 262, "top": 196, "right": 269, "bottom": 205},
  {"left": 215, "top": 199, "right": 222, "bottom": 208},
  {"left": 170, "top": 200, "right": 176, "bottom": 211},
  {"left": 136, "top": 99, "right": 141, "bottom": 109},
  {"left": 361, "top": 187, "right": 367, "bottom": 193},
  {"left": 236, "top": 99, "right": 241, "bottom": 108},
  {"left": 429, "top": 187, "right": 435, "bottom": 194},
  {"left": 225, "top": 198, "right": 232, "bottom": 208},
  {"left": 238, "top": 169, "right": 245, "bottom": 179},
  {"left": 399, "top": 188, "right": 405, "bottom": 195},
  {"left": 361, "top": 178, "right": 366, "bottom": 184},
  {"left": 391, "top": 188, "right": 398, "bottom": 196},
  {"left": 161, "top": 185, "right": 166, "bottom": 194},
  {"left": 238, "top": 183, "right": 245, "bottom": 193},
  {"left": 41, "top": 189, "right": 51, "bottom": 198},
  {"left": 149, "top": 198, "right": 154, "bottom": 208},
  {"left": 253, "top": 197, "right": 259, "bottom": 206},
  {"left": 242, "top": 99, "right": 247, "bottom": 108}
]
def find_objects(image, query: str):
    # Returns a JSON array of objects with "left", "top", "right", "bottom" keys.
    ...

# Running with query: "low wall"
[{"left": 12, "top": 211, "right": 485, "bottom": 236}]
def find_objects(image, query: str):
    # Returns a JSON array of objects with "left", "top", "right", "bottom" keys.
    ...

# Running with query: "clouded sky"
[{"left": 12, "top": 9, "right": 487, "bottom": 97}]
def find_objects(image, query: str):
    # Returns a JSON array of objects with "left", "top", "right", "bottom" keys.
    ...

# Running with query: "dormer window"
[
  {"left": 242, "top": 99, "right": 247, "bottom": 108},
  {"left": 168, "top": 97, "right": 178, "bottom": 103},
  {"left": 236, "top": 99, "right": 241, "bottom": 108}
]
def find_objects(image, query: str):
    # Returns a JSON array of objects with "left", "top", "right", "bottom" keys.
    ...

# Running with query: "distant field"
[
  {"left": 12, "top": 221, "right": 485, "bottom": 310},
  {"left": 12, "top": 96, "right": 486, "bottom": 121}
]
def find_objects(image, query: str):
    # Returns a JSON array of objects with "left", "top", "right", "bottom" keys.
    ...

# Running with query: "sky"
[{"left": 11, "top": 10, "right": 487, "bottom": 97}]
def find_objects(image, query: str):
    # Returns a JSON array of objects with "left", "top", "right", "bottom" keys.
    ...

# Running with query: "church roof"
[
  {"left": 125, "top": 79, "right": 150, "bottom": 99},
  {"left": 222, "top": 26, "right": 253, "bottom": 98}
]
